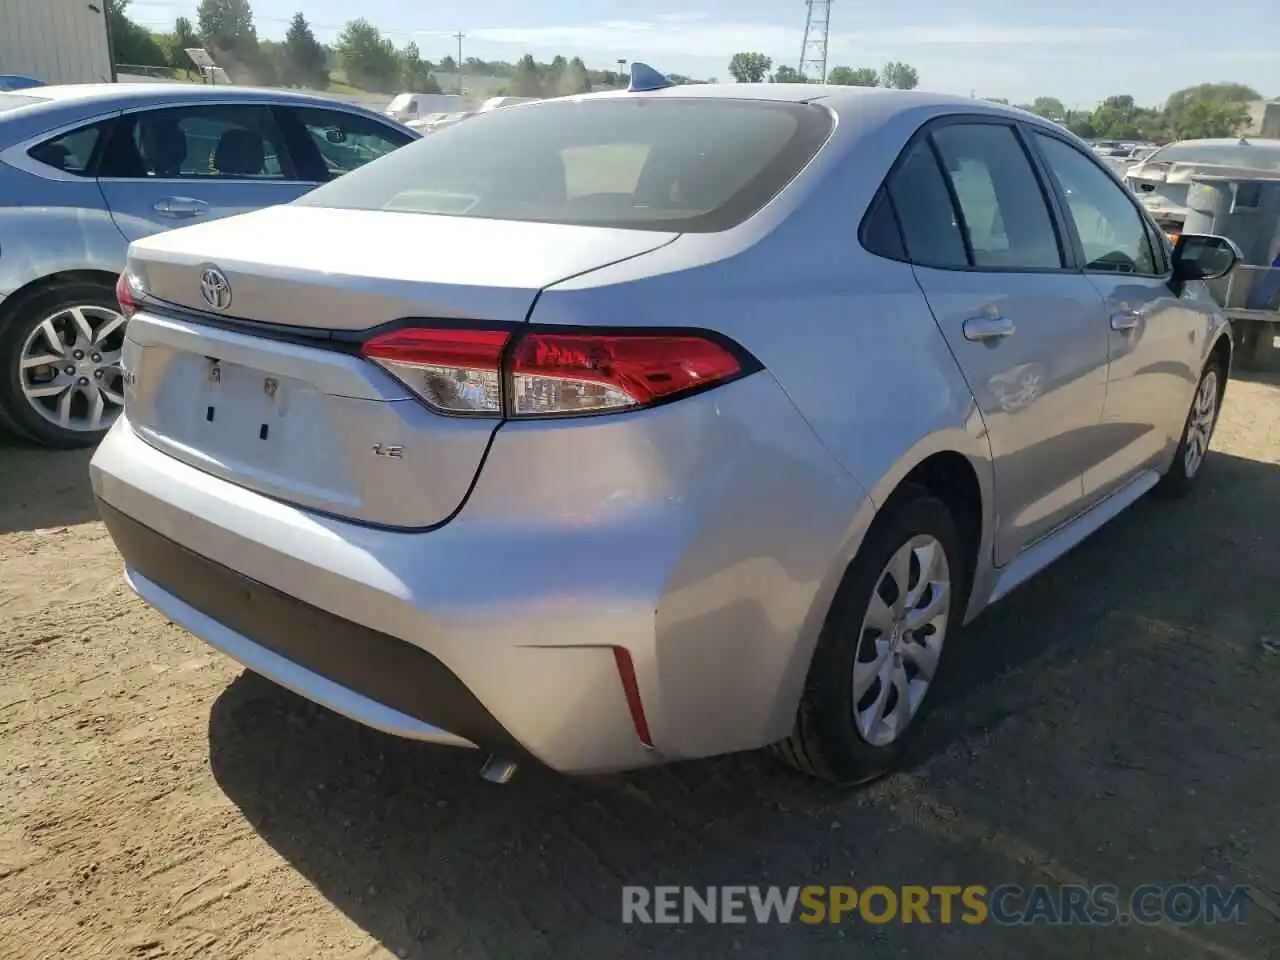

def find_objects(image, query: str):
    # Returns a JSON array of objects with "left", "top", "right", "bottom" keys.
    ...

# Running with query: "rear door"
[
  {"left": 1029, "top": 129, "right": 1211, "bottom": 500},
  {"left": 277, "top": 105, "right": 414, "bottom": 182},
  {"left": 97, "top": 102, "right": 315, "bottom": 243},
  {"left": 889, "top": 118, "right": 1112, "bottom": 565}
]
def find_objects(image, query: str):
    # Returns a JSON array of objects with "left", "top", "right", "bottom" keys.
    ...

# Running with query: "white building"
[{"left": 0, "top": 0, "right": 113, "bottom": 85}]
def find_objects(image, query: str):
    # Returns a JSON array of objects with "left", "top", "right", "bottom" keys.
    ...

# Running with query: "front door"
[
  {"left": 96, "top": 102, "right": 315, "bottom": 243},
  {"left": 888, "top": 120, "right": 1111, "bottom": 565},
  {"left": 1028, "top": 130, "right": 1213, "bottom": 500}
]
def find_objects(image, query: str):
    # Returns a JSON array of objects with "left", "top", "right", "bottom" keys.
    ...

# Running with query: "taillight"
[
  {"left": 115, "top": 271, "right": 143, "bottom": 320},
  {"left": 360, "top": 325, "right": 754, "bottom": 418},
  {"left": 361, "top": 327, "right": 508, "bottom": 415}
]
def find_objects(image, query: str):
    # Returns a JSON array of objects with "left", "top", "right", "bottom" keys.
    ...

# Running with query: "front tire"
[
  {"left": 1154, "top": 360, "right": 1222, "bottom": 499},
  {"left": 776, "top": 487, "right": 966, "bottom": 784},
  {"left": 0, "top": 281, "right": 127, "bottom": 449}
]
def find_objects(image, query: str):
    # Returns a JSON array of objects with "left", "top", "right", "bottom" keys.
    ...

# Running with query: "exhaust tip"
[{"left": 479, "top": 755, "right": 519, "bottom": 784}]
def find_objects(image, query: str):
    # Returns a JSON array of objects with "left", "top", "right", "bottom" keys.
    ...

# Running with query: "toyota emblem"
[{"left": 199, "top": 266, "right": 232, "bottom": 311}]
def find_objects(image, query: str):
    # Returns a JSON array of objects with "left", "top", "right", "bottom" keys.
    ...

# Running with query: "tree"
[
  {"left": 1027, "top": 96, "right": 1066, "bottom": 120},
  {"left": 282, "top": 12, "right": 328, "bottom": 88},
  {"left": 439, "top": 55, "right": 457, "bottom": 73},
  {"left": 106, "top": 0, "right": 168, "bottom": 67},
  {"left": 880, "top": 61, "right": 919, "bottom": 90},
  {"left": 1163, "top": 83, "right": 1258, "bottom": 140},
  {"left": 166, "top": 16, "right": 202, "bottom": 72},
  {"left": 197, "top": 0, "right": 257, "bottom": 56},
  {"left": 563, "top": 57, "right": 592, "bottom": 94},
  {"left": 828, "top": 66, "right": 879, "bottom": 87},
  {"left": 335, "top": 19, "right": 399, "bottom": 92},
  {"left": 544, "top": 55, "right": 568, "bottom": 95},
  {"left": 512, "top": 54, "right": 543, "bottom": 97},
  {"left": 728, "top": 52, "right": 772, "bottom": 83},
  {"left": 772, "top": 65, "right": 806, "bottom": 83},
  {"left": 399, "top": 41, "right": 437, "bottom": 92}
]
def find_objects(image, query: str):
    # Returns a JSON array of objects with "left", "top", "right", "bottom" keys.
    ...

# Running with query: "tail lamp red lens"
[
  {"left": 360, "top": 325, "right": 751, "bottom": 418},
  {"left": 115, "top": 271, "right": 142, "bottom": 320}
]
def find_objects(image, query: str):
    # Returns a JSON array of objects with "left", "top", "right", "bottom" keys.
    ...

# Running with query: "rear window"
[
  {"left": 295, "top": 98, "right": 834, "bottom": 232},
  {"left": 0, "top": 93, "right": 46, "bottom": 113},
  {"left": 1146, "top": 142, "right": 1280, "bottom": 171}
]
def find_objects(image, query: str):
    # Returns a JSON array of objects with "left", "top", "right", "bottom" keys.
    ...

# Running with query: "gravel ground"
[{"left": 2, "top": 374, "right": 1279, "bottom": 959}]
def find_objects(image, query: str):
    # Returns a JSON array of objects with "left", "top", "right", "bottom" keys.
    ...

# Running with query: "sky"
[{"left": 127, "top": 0, "right": 1280, "bottom": 109}]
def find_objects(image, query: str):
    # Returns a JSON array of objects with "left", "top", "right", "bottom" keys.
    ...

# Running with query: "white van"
[{"left": 384, "top": 92, "right": 464, "bottom": 123}]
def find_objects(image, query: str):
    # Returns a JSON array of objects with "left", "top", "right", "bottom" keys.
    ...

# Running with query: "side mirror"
[{"left": 1171, "top": 233, "right": 1241, "bottom": 282}]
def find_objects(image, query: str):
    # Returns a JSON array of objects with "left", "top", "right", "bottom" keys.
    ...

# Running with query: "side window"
[
  {"left": 885, "top": 141, "right": 969, "bottom": 268},
  {"left": 1032, "top": 133, "right": 1159, "bottom": 275},
  {"left": 290, "top": 107, "right": 412, "bottom": 179},
  {"left": 930, "top": 123, "right": 1063, "bottom": 270},
  {"left": 28, "top": 123, "right": 105, "bottom": 175},
  {"left": 861, "top": 187, "right": 907, "bottom": 261},
  {"left": 102, "top": 105, "right": 293, "bottom": 180}
]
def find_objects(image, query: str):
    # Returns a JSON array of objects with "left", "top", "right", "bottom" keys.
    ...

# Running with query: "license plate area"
[{"left": 198, "top": 358, "right": 300, "bottom": 468}]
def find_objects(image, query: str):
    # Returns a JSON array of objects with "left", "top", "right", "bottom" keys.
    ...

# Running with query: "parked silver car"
[
  {"left": 91, "top": 80, "right": 1238, "bottom": 784},
  {"left": 0, "top": 83, "right": 416, "bottom": 447},
  {"left": 1125, "top": 137, "right": 1280, "bottom": 231}
]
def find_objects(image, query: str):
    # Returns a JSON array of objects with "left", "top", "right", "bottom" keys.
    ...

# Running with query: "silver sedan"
[{"left": 91, "top": 70, "right": 1238, "bottom": 783}]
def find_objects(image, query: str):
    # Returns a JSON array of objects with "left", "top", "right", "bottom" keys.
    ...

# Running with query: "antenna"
[
  {"left": 628, "top": 62, "right": 675, "bottom": 92},
  {"left": 798, "top": 0, "right": 832, "bottom": 83}
]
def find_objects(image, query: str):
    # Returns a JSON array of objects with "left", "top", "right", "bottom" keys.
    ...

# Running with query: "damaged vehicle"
[{"left": 1125, "top": 137, "right": 1280, "bottom": 237}]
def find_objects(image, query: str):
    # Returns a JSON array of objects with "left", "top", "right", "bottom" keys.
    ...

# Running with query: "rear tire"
[
  {"left": 1154, "top": 359, "right": 1223, "bottom": 499},
  {"left": 0, "top": 281, "right": 126, "bottom": 449},
  {"left": 776, "top": 487, "right": 966, "bottom": 784}
]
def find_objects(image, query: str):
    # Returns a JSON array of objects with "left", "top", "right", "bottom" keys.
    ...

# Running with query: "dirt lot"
[{"left": 2, "top": 376, "right": 1279, "bottom": 960}]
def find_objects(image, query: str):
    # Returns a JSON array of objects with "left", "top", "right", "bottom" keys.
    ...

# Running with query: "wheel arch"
[{"left": 0, "top": 269, "right": 121, "bottom": 326}]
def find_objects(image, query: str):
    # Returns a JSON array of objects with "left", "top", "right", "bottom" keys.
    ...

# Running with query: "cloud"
[{"left": 468, "top": 18, "right": 1146, "bottom": 60}]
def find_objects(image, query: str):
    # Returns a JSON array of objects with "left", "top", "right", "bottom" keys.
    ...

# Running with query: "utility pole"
[{"left": 453, "top": 32, "right": 465, "bottom": 94}]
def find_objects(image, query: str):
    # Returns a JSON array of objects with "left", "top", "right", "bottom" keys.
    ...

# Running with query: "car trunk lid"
[{"left": 122, "top": 206, "right": 677, "bottom": 527}]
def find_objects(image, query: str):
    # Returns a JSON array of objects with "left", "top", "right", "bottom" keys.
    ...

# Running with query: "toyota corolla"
[{"left": 90, "top": 70, "right": 1239, "bottom": 784}]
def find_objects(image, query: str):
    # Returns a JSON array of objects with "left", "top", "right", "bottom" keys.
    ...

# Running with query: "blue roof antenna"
[{"left": 628, "top": 62, "right": 675, "bottom": 93}]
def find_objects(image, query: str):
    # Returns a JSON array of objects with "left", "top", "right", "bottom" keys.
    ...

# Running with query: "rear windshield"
[
  {"left": 295, "top": 97, "right": 834, "bottom": 232},
  {"left": 1146, "top": 141, "right": 1280, "bottom": 171},
  {"left": 0, "top": 93, "right": 46, "bottom": 113}
]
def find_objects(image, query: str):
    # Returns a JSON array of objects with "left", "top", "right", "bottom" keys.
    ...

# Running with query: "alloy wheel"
[
  {"left": 853, "top": 534, "right": 951, "bottom": 747},
  {"left": 19, "top": 305, "right": 126, "bottom": 434},
  {"left": 1183, "top": 369, "right": 1218, "bottom": 478}
]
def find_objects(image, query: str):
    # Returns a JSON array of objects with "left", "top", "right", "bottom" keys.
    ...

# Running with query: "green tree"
[
  {"left": 106, "top": 0, "right": 168, "bottom": 67},
  {"left": 772, "top": 64, "right": 806, "bottom": 83},
  {"left": 197, "top": 0, "right": 257, "bottom": 56},
  {"left": 281, "top": 12, "right": 328, "bottom": 88},
  {"left": 880, "top": 61, "right": 919, "bottom": 90},
  {"left": 512, "top": 54, "right": 543, "bottom": 97},
  {"left": 439, "top": 54, "right": 457, "bottom": 73},
  {"left": 828, "top": 65, "right": 879, "bottom": 86},
  {"left": 563, "top": 56, "right": 592, "bottom": 94},
  {"left": 728, "top": 52, "right": 772, "bottom": 83},
  {"left": 1163, "top": 83, "right": 1258, "bottom": 140},
  {"left": 399, "top": 41, "right": 438, "bottom": 92},
  {"left": 164, "top": 16, "right": 202, "bottom": 72},
  {"left": 335, "top": 19, "right": 399, "bottom": 92},
  {"left": 544, "top": 55, "right": 568, "bottom": 95},
  {"left": 1027, "top": 96, "right": 1066, "bottom": 120}
]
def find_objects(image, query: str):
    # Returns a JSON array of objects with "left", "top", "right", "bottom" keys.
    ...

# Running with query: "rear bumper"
[
  {"left": 99, "top": 500, "right": 512, "bottom": 754},
  {"left": 91, "top": 373, "right": 871, "bottom": 774}
]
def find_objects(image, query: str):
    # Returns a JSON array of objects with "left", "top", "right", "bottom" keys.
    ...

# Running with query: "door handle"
[
  {"left": 1110, "top": 310, "right": 1140, "bottom": 331},
  {"left": 153, "top": 196, "right": 209, "bottom": 218},
  {"left": 962, "top": 315, "right": 1016, "bottom": 342}
]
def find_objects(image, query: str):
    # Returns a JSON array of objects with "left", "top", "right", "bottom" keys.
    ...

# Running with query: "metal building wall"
[{"left": 0, "top": 0, "right": 113, "bottom": 85}]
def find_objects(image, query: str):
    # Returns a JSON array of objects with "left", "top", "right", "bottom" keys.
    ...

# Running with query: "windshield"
[
  {"left": 1145, "top": 141, "right": 1280, "bottom": 171},
  {"left": 0, "top": 93, "right": 46, "bottom": 113},
  {"left": 295, "top": 97, "right": 834, "bottom": 232}
]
